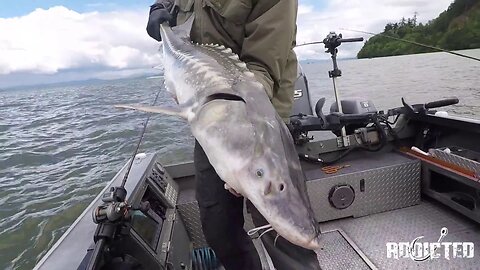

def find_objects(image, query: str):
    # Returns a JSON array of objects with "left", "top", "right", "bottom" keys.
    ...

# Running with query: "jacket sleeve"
[{"left": 240, "top": 0, "right": 297, "bottom": 102}]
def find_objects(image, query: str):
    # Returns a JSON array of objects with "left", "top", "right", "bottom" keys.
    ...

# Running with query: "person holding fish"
[{"left": 146, "top": 0, "right": 321, "bottom": 269}]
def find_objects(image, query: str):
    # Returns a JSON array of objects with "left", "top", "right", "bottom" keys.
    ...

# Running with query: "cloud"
[
  {"left": 298, "top": 5, "right": 314, "bottom": 15},
  {"left": 0, "top": 1, "right": 455, "bottom": 87},
  {"left": 294, "top": 0, "right": 454, "bottom": 59},
  {"left": 0, "top": 6, "right": 161, "bottom": 75}
]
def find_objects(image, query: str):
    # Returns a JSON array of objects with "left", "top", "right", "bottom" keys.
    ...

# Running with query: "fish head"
[
  {"left": 192, "top": 95, "right": 321, "bottom": 250},
  {"left": 237, "top": 114, "right": 321, "bottom": 250}
]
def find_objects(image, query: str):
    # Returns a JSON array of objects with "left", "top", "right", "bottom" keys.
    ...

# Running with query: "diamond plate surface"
[
  {"left": 165, "top": 184, "right": 178, "bottom": 206},
  {"left": 176, "top": 202, "right": 208, "bottom": 248},
  {"left": 320, "top": 201, "right": 480, "bottom": 269},
  {"left": 307, "top": 161, "right": 421, "bottom": 222},
  {"left": 359, "top": 163, "right": 421, "bottom": 215},
  {"left": 431, "top": 149, "right": 480, "bottom": 176},
  {"left": 316, "top": 230, "right": 370, "bottom": 270}
]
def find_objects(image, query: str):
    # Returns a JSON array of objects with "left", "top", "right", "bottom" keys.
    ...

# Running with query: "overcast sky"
[{"left": 0, "top": 0, "right": 454, "bottom": 88}]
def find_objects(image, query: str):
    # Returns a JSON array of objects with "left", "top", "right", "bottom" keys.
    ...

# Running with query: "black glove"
[{"left": 146, "top": 2, "right": 174, "bottom": 41}]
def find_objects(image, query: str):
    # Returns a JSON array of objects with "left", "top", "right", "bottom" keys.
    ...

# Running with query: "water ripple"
[{"left": 0, "top": 78, "right": 193, "bottom": 269}]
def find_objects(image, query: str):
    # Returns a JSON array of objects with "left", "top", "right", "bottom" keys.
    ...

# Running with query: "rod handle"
[
  {"left": 425, "top": 98, "right": 459, "bottom": 109},
  {"left": 339, "top": 37, "right": 364, "bottom": 43}
]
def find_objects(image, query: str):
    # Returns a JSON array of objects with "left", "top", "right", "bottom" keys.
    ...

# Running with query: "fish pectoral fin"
[{"left": 114, "top": 104, "right": 189, "bottom": 119}]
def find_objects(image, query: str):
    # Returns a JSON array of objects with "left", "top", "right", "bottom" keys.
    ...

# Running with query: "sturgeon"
[{"left": 116, "top": 18, "right": 321, "bottom": 250}]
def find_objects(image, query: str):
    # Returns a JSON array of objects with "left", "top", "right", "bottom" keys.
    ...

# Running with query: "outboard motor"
[
  {"left": 330, "top": 99, "right": 377, "bottom": 136},
  {"left": 291, "top": 64, "right": 314, "bottom": 116}
]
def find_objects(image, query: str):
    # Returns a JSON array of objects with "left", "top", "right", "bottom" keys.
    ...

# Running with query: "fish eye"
[{"left": 256, "top": 169, "right": 264, "bottom": 178}]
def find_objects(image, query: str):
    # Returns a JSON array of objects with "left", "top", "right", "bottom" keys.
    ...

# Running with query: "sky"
[{"left": 0, "top": 0, "right": 454, "bottom": 88}]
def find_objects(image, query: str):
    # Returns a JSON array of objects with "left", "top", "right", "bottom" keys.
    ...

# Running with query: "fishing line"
[
  {"left": 247, "top": 224, "right": 274, "bottom": 238},
  {"left": 258, "top": 228, "right": 275, "bottom": 238},
  {"left": 120, "top": 85, "right": 163, "bottom": 188},
  {"left": 273, "top": 234, "right": 280, "bottom": 247},
  {"left": 340, "top": 28, "right": 480, "bottom": 62}
]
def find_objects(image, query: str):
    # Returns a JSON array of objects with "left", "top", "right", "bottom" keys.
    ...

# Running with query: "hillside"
[{"left": 357, "top": 0, "right": 480, "bottom": 58}]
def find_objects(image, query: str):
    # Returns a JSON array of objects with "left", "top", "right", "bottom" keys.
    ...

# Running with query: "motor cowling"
[
  {"left": 330, "top": 99, "right": 376, "bottom": 114},
  {"left": 291, "top": 64, "right": 313, "bottom": 116}
]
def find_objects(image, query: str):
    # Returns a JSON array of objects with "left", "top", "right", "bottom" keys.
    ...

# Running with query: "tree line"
[{"left": 357, "top": 0, "right": 480, "bottom": 58}]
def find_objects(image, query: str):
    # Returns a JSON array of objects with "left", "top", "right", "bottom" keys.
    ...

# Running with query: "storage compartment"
[
  {"left": 422, "top": 159, "right": 480, "bottom": 223},
  {"left": 429, "top": 171, "right": 479, "bottom": 210},
  {"left": 303, "top": 151, "right": 421, "bottom": 222}
]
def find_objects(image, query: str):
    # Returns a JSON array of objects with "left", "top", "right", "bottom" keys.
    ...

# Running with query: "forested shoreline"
[{"left": 357, "top": 0, "right": 480, "bottom": 58}]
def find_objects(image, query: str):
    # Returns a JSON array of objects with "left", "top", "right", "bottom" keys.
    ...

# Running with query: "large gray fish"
[{"left": 116, "top": 18, "right": 321, "bottom": 250}]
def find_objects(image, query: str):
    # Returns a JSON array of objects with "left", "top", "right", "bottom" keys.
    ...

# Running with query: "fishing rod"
[
  {"left": 340, "top": 28, "right": 480, "bottom": 62},
  {"left": 120, "top": 88, "right": 162, "bottom": 188}
]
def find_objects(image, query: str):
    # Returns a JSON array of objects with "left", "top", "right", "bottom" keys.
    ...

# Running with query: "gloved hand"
[{"left": 146, "top": 2, "right": 174, "bottom": 41}]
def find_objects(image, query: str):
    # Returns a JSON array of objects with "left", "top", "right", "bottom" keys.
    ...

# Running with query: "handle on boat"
[
  {"left": 425, "top": 98, "right": 459, "bottom": 109},
  {"left": 337, "top": 112, "right": 375, "bottom": 123},
  {"left": 339, "top": 37, "right": 364, "bottom": 43}
]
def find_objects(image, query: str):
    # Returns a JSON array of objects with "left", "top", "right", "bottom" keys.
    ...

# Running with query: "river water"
[{"left": 0, "top": 49, "right": 479, "bottom": 270}]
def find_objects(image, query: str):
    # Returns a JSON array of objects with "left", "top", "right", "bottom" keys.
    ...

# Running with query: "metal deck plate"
[
  {"left": 176, "top": 201, "right": 208, "bottom": 248},
  {"left": 177, "top": 195, "right": 480, "bottom": 269},
  {"left": 320, "top": 200, "right": 480, "bottom": 269},
  {"left": 316, "top": 230, "right": 371, "bottom": 270}
]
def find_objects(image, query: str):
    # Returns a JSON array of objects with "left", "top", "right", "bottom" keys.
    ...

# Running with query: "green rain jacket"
[{"left": 159, "top": 0, "right": 298, "bottom": 121}]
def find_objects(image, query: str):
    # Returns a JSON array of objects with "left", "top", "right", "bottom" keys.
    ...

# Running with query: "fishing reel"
[
  {"left": 92, "top": 187, "right": 129, "bottom": 224},
  {"left": 86, "top": 186, "right": 150, "bottom": 270},
  {"left": 323, "top": 32, "right": 364, "bottom": 52},
  {"left": 92, "top": 186, "right": 151, "bottom": 225},
  {"left": 92, "top": 187, "right": 147, "bottom": 222},
  {"left": 323, "top": 32, "right": 363, "bottom": 79},
  {"left": 93, "top": 197, "right": 150, "bottom": 224}
]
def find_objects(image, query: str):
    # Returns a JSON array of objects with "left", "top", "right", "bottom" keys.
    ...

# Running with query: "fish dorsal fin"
[
  {"left": 114, "top": 103, "right": 191, "bottom": 119},
  {"left": 170, "top": 15, "right": 194, "bottom": 39}
]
